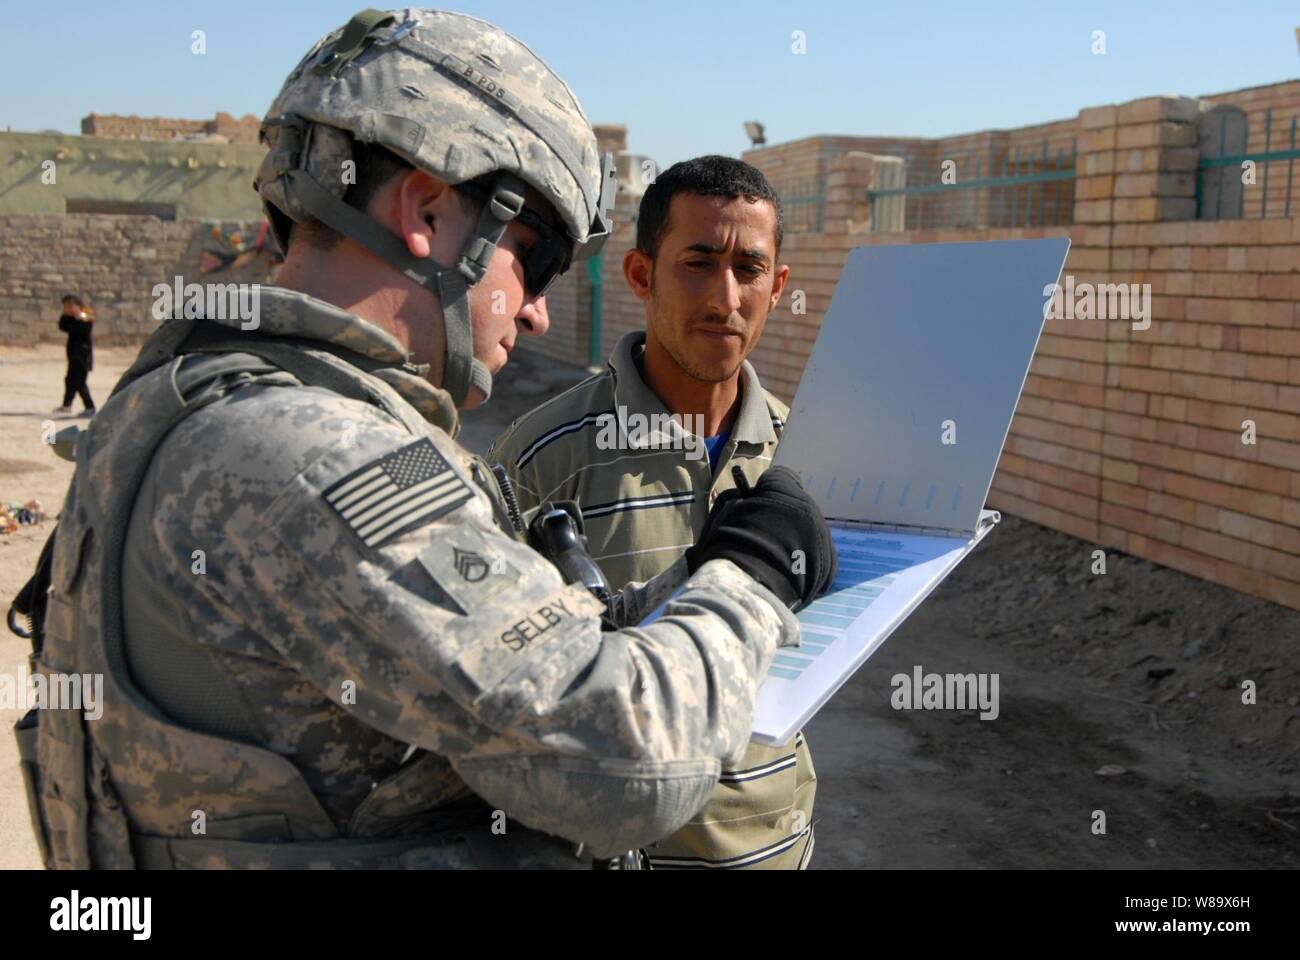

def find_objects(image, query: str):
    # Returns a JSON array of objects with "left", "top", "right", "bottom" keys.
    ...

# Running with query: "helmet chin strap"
[{"left": 282, "top": 168, "right": 528, "bottom": 406}]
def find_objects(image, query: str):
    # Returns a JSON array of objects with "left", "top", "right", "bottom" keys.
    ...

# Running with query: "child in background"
[{"left": 54, "top": 293, "right": 94, "bottom": 417}]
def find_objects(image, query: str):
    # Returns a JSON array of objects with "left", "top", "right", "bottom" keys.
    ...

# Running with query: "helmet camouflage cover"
[{"left": 255, "top": 7, "right": 616, "bottom": 404}]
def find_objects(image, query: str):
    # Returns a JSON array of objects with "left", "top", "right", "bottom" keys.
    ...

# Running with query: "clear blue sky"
[{"left": 2, "top": 1, "right": 1296, "bottom": 166}]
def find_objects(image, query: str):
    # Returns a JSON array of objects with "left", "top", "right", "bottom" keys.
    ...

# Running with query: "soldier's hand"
[{"left": 684, "top": 466, "right": 836, "bottom": 611}]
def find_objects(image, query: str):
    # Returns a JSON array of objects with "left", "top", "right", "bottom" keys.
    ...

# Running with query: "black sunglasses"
[{"left": 456, "top": 182, "right": 573, "bottom": 298}]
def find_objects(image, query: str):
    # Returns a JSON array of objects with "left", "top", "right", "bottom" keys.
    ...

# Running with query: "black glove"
[{"left": 685, "top": 465, "right": 837, "bottom": 610}]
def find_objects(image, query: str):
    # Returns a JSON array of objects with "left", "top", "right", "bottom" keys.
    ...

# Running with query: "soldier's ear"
[{"left": 395, "top": 169, "right": 451, "bottom": 260}]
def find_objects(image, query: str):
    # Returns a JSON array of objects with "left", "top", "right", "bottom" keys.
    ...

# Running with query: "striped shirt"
[{"left": 488, "top": 331, "right": 816, "bottom": 869}]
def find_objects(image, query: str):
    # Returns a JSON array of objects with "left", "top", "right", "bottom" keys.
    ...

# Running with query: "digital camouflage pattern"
[
  {"left": 256, "top": 8, "right": 606, "bottom": 251},
  {"left": 30, "top": 286, "right": 802, "bottom": 868}
]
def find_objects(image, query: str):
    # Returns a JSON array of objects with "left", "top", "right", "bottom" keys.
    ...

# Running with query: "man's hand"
[{"left": 685, "top": 465, "right": 836, "bottom": 611}]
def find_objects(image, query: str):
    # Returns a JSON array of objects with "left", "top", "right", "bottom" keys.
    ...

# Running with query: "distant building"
[
  {"left": 0, "top": 128, "right": 266, "bottom": 220},
  {"left": 81, "top": 111, "right": 262, "bottom": 145}
]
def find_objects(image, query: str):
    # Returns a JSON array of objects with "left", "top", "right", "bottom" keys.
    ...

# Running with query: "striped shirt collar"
[{"left": 607, "top": 331, "right": 779, "bottom": 447}]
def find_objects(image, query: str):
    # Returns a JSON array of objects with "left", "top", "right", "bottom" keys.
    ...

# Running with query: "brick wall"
[
  {"left": 746, "top": 79, "right": 1300, "bottom": 229},
  {"left": 745, "top": 135, "right": 934, "bottom": 189},
  {"left": 594, "top": 221, "right": 647, "bottom": 361},
  {"left": 746, "top": 123, "right": 1079, "bottom": 187},
  {"left": 0, "top": 214, "right": 274, "bottom": 344},
  {"left": 854, "top": 217, "right": 1300, "bottom": 613},
  {"left": 1097, "top": 217, "right": 1300, "bottom": 609}
]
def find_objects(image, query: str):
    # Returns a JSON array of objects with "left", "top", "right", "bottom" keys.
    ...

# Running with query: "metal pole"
[
  {"left": 1056, "top": 147, "right": 1065, "bottom": 224},
  {"left": 1285, "top": 116, "right": 1296, "bottom": 219},
  {"left": 1010, "top": 145, "right": 1019, "bottom": 226},
  {"left": 1261, "top": 107, "right": 1273, "bottom": 218},
  {"left": 1216, "top": 113, "right": 1227, "bottom": 220},
  {"left": 586, "top": 251, "right": 603, "bottom": 370}
]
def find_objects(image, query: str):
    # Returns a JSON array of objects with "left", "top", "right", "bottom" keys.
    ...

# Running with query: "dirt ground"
[{"left": 1, "top": 343, "right": 1296, "bottom": 870}]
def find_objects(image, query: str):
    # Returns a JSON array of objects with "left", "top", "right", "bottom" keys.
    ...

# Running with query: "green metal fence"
[
  {"left": 868, "top": 139, "right": 1077, "bottom": 232},
  {"left": 1196, "top": 107, "right": 1299, "bottom": 220},
  {"left": 772, "top": 176, "right": 825, "bottom": 233}
]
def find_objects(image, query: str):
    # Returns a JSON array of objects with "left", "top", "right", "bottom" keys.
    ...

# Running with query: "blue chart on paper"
[
  {"left": 766, "top": 529, "right": 918, "bottom": 682},
  {"left": 752, "top": 516, "right": 993, "bottom": 744}
]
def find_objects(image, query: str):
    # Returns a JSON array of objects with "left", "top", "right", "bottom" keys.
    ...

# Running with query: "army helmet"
[{"left": 255, "top": 7, "right": 616, "bottom": 405}]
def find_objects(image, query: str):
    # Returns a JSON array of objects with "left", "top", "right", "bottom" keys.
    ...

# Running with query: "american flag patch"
[{"left": 323, "top": 438, "right": 474, "bottom": 548}]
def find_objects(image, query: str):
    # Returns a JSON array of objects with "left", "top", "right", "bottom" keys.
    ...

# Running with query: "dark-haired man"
[{"left": 490, "top": 155, "right": 817, "bottom": 869}]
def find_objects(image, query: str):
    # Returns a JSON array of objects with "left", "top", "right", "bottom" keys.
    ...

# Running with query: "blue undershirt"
[{"left": 704, "top": 432, "right": 730, "bottom": 474}]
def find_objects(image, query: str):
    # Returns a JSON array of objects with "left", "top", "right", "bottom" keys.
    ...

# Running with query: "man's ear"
[
  {"left": 769, "top": 263, "right": 791, "bottom": 311},
  {"left": 393, "top": 169, "right": 452, "bottom": 260},
  {"left": 623, "top": 248, "right": 653, "bottom": 302}
]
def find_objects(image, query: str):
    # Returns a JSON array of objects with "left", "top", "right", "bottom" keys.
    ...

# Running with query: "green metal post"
[
  {"left": 1285, "top": 116, "right": 1296, "bottom": 218},
  {"left": 586, "top": 250, "right": 604, "bottom": 370},
  {"left": 1261, "top": 107, "right": 1273, "bottom": 218},
  {"left": 1216, "top": 115, "right": 1227, "bottom": 220}
]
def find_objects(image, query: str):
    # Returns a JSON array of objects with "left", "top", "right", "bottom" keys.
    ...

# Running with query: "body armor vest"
[{"left": 12, "top": 318, "right": 585, "bottom": 869}]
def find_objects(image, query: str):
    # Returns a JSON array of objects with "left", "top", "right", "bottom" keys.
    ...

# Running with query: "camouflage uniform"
[
  {"left": 22, "top": 287, "right": 800, "bottom": 869},
  {"left": 15, "top": 9, "right": 802, "bottom": 869}
]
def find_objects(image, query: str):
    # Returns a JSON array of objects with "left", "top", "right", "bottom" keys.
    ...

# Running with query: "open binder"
[{"left": 751, "top": 237, "right": 1070, "bottom": 744}]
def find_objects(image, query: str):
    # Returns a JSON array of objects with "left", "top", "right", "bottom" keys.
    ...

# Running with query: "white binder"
[{"left": 751, "top": 237, "right": 1070, "bottom": 744}]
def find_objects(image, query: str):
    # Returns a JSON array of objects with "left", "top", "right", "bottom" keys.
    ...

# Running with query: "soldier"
[
  {"left": 489, "top": 156, "right": 817, "bottom": 869},
  {"left": 12, "top": 8, "right": 835, "bottom": 869}
]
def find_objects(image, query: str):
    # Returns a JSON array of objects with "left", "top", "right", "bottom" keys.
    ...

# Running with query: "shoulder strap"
[
  {"left": 177, "top": 322, "right": 413, "bottom": 424},
  {"left": 108, "top": 318, "right": 200, "bottom": 401},
  {"left": 5, "top": 525, "right": 57, "bottom": 658}
]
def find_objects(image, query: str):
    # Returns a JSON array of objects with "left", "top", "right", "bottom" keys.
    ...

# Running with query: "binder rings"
[{"left": 751, "top": 237, "right": 1070, "bottom": 744}]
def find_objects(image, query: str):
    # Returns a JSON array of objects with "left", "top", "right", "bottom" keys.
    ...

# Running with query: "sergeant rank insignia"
[
  {"left": 417, "top": 524, "right": 518, "bottom": 616},
  {"left": 324, "top": 438, "right": 473, "bottom": 548}
]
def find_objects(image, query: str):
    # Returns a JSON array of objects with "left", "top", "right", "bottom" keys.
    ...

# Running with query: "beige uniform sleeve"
[{"left": 201, "top": 397, "right": 797, "bottom": 857}]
